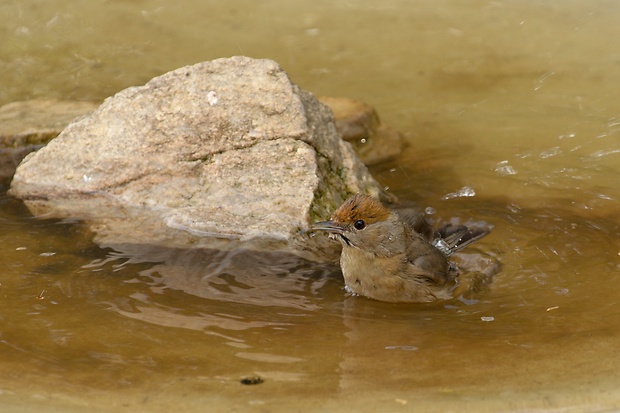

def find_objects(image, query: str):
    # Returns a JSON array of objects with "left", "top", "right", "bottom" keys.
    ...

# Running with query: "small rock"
[
  {"left": 319, "top": 96, "right": 404, "bottom": 165},
  {"left": 9, "top": 57, "right": 388, "bottom": 261},
  {"left": 0, "top": 99, "right": 98, "bottom": 180},
  {"left": 240, "top": 376, "right": 264, "bottom": 385}
]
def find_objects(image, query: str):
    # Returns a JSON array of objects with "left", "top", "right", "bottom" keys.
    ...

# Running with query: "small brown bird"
[{"left": 312, "top": 194, "right": 489, "bottom": 303}]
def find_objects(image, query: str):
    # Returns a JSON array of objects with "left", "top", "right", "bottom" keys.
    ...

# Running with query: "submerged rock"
[
  {"left": 9, "top": 57, "right": 388, "bottom": 261},
  {"left": 0, "top": 99, "right": 98, "bottom": 180},
  {"left": 318, "top": 96, "right": 404, "bottom": 165}
]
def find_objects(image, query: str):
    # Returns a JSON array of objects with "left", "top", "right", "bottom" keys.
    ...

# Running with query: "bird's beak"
[
  {"left": 311, "top": 220, "right": 353, "bottom": 246},
  {"left": 311, "top": 220, "right": 345, "bottom": 234}
]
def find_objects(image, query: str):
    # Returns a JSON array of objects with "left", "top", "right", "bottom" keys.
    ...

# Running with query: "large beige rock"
[{"left": 10, "top": 57, "right": 387, "bottom": 260}]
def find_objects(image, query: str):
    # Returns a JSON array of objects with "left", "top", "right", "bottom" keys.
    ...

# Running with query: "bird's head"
[{"left": 312, "top": 194, "right": 405, "bottom": 257}]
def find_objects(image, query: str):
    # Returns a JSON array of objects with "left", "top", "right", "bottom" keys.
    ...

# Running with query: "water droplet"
[
  {"left": 442, "top": 186, "right": 476, "bottom": 200},
  {"left": 495, "top": 160, "right": 517, "bottom": 176}
]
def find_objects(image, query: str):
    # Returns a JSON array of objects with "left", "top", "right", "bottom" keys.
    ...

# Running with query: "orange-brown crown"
[{"left": 331, "top": 194, "right": 391, "bottom": 226}]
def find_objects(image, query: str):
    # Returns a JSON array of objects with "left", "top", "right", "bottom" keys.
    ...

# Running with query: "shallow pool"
[{"left": 1, "top": 1, "right": 620, "bottom": 412}]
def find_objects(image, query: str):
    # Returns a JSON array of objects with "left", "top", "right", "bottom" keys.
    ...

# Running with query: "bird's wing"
[
  {"left": 403, "top": 226, "right": 454, "bottom": 285},
  {"left": 432, "top": 223, "right": 490, "bottom": 256}
]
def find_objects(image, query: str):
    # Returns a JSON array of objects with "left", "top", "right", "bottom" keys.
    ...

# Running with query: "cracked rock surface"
[{"left": 9, "top": 57, "right": 386, "bottom": 261}]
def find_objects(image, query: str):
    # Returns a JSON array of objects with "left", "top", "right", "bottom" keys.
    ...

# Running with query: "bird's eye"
[{"left": 354, "top": 220, "right": 366, "bottom": 230}]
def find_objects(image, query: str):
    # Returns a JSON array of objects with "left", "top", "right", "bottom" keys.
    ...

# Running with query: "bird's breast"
[
  {"left": 339, "top": 247, "right": 453, "bottom": 303},
  {"left": 339, "top": 248, "right": 408, "bottom": 301}
]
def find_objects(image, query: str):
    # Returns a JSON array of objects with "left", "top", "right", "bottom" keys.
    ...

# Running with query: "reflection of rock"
[
  {"left": 111, "top": 244, "right": 337, "bottom": 311},
  {"left": 319, "top": 96, "right": 404, "bottom": 165},
  {"left": 0, "top": 99, "right": 98, "bottom": 180},
  {"left": 9, "top": 57, "right": 387, "bottom": 261}
]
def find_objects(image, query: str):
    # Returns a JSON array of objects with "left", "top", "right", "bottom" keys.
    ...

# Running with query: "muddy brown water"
[{"left": 2, "top": 1, "right": 620, "bottom": 412}]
